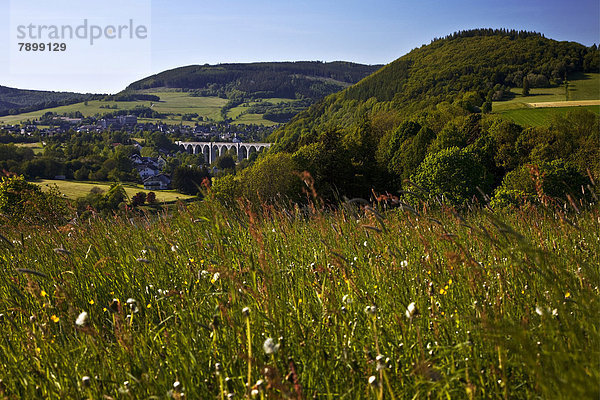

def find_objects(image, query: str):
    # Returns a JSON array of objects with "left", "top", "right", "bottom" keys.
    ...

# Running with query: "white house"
[
  {"left": 136, "top": 165, "right": 160, "bottom": 180},
  {"left": 143, "top": 174, "right": 171, "bottom": 190}
]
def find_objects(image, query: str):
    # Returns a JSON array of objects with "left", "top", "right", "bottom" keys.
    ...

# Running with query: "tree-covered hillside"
[
  {"left": 124, "top": 61, "right": 382, "bottom": 123},
  {"left": 126, "top": 61, "right": 381, "bottom": 100},
  {"left": 211, "top": 30, "right": 599, "bottom": 208},
  {"left": 271, "top": 29, "right": 599, "bottom": 152},
  {"left": 0, "top": 86, "right": 98, "bottom": 117}
]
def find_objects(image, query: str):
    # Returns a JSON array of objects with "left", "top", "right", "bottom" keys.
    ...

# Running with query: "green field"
[
  {"left": 500, "top": 104, "right": 600, "bottom": 126},
  {"left": 33, "top": 179, "right": 194, "bottom": 202},
  {"left": 0, "top": 198, "right": 597, "bottom": 398},
  {"left": 493, "top": 73, "right": 600, "bottom": 125},
  {"left": 493, "top": 73, "right": 599, "bottom": 112},
  {"left": 227, "top": 98, "right": 301, "bottom": 126},
  {"left": 0, "top": 93, "right": 228, "bottom": 125}
]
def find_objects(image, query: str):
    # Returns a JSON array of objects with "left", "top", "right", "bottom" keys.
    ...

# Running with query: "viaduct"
[{"left": 176, "top": 141, "right": 271, "bottom": 164}]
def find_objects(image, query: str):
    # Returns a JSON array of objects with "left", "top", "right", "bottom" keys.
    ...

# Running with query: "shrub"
[
  {"left": 491, "top": 160, "right": 592, "bottom": 208},
  {"left": 409, "top": 147, "right": 493, "bottom": 206},
  {"left": 0, "top": 175, "right": 68, "bottom": 225}
]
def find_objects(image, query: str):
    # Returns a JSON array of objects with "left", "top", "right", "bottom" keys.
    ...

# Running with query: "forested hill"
[
  {"left": 125, "top": 61, "right": 382, "bottom": 100},
  {"left": 270, "top": 29, "right": 599, "bottom": 151},
  {"left": 0, "top": 86, "right": 98, "bottom": 117}
]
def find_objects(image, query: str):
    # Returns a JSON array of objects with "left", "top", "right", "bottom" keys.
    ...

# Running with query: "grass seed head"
[
  {"left": 263, "top": 338, "right": 280, "bottom": 355},
  {"left": 368, "top": 375, "right": 378, "bottom": 387},
  {"left": 405, "top": 302, "right": 418, "bottom": 319},
  {"left": 364, "top": 305, "right": 377, "bottom": 316},
  {"left": 109, "top": 299, "right": 120, "bottom": 313}
]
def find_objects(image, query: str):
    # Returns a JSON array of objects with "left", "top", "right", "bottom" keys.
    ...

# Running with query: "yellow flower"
[
  {"left": 51, "top": 315, "right": 60, "bottom": 323},
  {"left": 439, "top": 288, "right": 446, "bottom": 295},
  {"left": 147, "top": 304, "right": 152, "bottom": 309},
  {"left": 40, "top": 290, "right": 47, "bottom": 297},
  {"left": 565, "top": 292, "right": 571, "bottom": 299},
  {"left": 88, "top": 300, "right": 95, "bottom": 305},
  {"left": 448, "top": 279, "right": 453, "bottom": 285}
]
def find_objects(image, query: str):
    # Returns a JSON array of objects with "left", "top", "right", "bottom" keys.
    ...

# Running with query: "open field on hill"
[
  {"left": 33, "top": 179, "right": 194, "bottom": 202},
  {"left": 226, "top": 98, "right": 303, "bottom": 126},
  {"left": 493, "top": 73, "right": 599, "bottom": 112},
  {"left": 499, "top": 104, "right": 600, "bottom": 126},
  {"left": 527, "top": 100, "right": 600, "bottom": 108},
  {"left": 0, "top": 93, "right": 227, "bottom": 125},
  {"left": 0, "top": 199, "right": 597, "bottom": 398}
]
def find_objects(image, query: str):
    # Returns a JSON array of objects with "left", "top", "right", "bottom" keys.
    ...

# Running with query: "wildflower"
[
  {"left": 173, "top": 381, "right": 182, "bottom": 391},
  {"left": 535, "top": 305, "right": 558, "bottom": 317},
  {"left": 251, "top": 389, "right": 259, "bottom": 397},
  {"left": 82, "top": 376, "right": 91, "bottom": 388},
  {"left": 263, "top": 338, "right": 280, "bottom": 355},
  {"left": 565, "top": 291, "right": 571, "bottom": 299},
  {"left": 88, "top": 300, "right": 94, "bottom": 305},
  {"left": 364, "top": 305, "right": 377, "bottom": 315},
  {"left": 405, "top": 302, "right": 418, "bottom": 319},
  {"left": 75, "top": 311, "right": 88, "bottom": 327},
  {"left": 215, "top": 363, "right": 223, "bottom": 374},
  {"left": 51, "top": 315, "right": 60, "bottom": 323},
  {"left": 199, "top": 270, "right": 210, "bottom": 279},
  {"left": 211, "top": 272, "right": 220, "bottom": 283},
  {"left": 376, "top": 354, "right": 390, "bottom": 371},
  {"left": 400, "top": 260, "right": 408, "bottom": 268},
  {"left": 171, "top": 245, "right": 178, "bottom": 252},
  {"left": 242, "top": 307, "right": 250, "bottom": 318},
  {"left": 342, "top": 294, "right": 352, "bottom": 304},
  {"left": 40, "top": 290, "right": 47, "bottom": 297}
]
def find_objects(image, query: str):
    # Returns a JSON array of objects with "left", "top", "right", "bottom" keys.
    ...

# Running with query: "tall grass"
[{"left": 0, "top": 198, "right": 598, "bottom": 399}]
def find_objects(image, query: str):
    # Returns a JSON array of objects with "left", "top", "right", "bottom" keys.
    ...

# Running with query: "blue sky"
[{"left": 1, "top": 0, "right": 598, "bottom": 93}]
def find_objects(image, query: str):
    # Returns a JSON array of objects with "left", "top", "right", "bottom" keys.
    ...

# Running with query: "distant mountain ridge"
[
  {"left": 126, "top": 61, "right": 382, "bottom": 100},
  {"left": 0, "top": 86, "right": 98, "bottom": 118}
]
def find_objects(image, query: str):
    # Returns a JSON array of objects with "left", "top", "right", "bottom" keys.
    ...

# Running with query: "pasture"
[{"left": 33, "top": 179, "right": 194, "bottom": 202}]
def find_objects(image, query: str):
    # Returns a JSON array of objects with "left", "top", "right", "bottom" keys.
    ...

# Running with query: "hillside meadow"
[
  {"left": 0, "top": 195, "right": 597, "bottom": 399},
  {"left": 0, "top": 93, "right": 228, "bottom": 125},
  {"left": 32, "top": 179, "right": 194, "bottom": 203}
]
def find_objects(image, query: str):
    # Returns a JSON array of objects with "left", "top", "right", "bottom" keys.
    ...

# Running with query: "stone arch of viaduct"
[{"left": 175, "top": 141, "right": 271, "bottom": 164}]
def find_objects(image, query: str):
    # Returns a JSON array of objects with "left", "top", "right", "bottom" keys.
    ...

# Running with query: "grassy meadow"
[
  {"left": 499, "top": 104, "right": 600, "bottom": 126},
  {"left": 33, "top": 179, "right": 194, "bottom": 203},
  {"left": 0, "top": 197, "right": 597, "bottom": 399},
  {"left": 493, "top": 73, "right": 600, "bottom": 125}
]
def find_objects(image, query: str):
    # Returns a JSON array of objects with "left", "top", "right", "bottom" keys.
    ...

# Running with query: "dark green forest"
[{"left": 126, "top": 61, "right": 381, "bottom": 100}]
